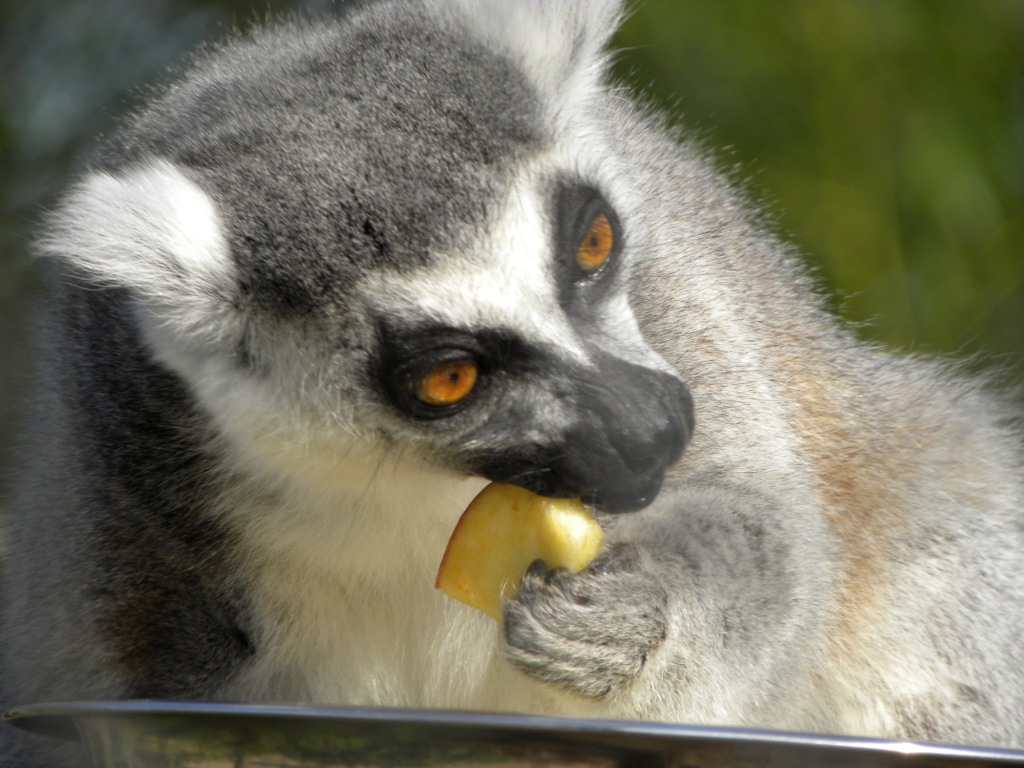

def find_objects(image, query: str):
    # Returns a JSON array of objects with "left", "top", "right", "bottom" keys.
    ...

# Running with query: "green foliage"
[{"left": 614, "top": 0, "right": 1024, "bottom": 367}]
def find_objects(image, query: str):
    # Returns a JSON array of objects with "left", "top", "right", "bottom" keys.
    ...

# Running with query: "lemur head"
[{"left": 42, "top": 0, "right": 693, "bottom": 513}]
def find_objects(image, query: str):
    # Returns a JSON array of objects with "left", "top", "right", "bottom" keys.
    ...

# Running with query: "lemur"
[{"left": 3, "top": 1, "right": 1022, "bottom": 765}]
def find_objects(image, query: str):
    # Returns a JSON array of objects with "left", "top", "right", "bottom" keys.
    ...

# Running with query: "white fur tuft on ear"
[
  {"left": 435, "top": 0, "right": 623, "bottom": 114},
  {"left": 40, "top": 159, "right": 236, "bottom": 307},
  {"left": 39, "top": 159, "right": 242, "bottom": 361}
]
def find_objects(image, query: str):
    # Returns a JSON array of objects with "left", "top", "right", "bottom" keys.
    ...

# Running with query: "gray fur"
[
  {"left": 505, "top": 545, "right": 669, "bottom": 699},
  {"left": 97, "top": 7, "right": 544, "bottom": 312},
  {"left": 3, "top": 0, "right": 1023, "bottom": 765}
]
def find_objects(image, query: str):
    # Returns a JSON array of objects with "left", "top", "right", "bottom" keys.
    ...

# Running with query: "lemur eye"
[
  {"left": 576, "top": 212, "right": 614, "bottom": 272},
  {"left": 415, "top": 357, "right": 479, "bottom": 406}
]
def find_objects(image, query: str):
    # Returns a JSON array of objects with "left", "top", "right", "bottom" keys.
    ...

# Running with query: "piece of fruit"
[{"left": 435, "top": 482, "right": 604, "bottom": 620}]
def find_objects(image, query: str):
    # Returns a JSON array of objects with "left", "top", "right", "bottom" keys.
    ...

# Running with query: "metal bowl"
[{"left": 6, "top": 701, "right": 1024, "bottom": 768}]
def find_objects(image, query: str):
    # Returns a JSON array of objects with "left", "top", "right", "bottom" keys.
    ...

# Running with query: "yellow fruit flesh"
[{"left": 435, "top": 483, "right": 604, "bottom": 621}]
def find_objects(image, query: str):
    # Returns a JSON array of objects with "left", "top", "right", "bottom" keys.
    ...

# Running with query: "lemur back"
[{"left": 3, "top": 1, "right": 1022, "bottom": 765}]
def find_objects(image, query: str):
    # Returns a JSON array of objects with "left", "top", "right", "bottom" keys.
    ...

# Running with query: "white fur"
[
  {"left": 364, "top": 173, "right": 588, "bottom": 362},
  {"left": 41, "top": 160, "right": 240, "bottom": 355},
  {"left": 434, "top": 0, "right": 621, "bottom": 124},
  {"left": 41, "top": 160, "right": 234, "bottom": 303},
  {"left": 215, "top": 457, "right": 570, "bottom": 712}
]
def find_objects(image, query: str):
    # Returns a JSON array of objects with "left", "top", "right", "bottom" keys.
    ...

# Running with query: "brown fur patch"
[{"left": 779, "top": 347, "right": 913, "bottom": 649}]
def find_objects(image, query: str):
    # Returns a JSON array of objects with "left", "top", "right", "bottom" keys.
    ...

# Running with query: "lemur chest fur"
[{"left": 214, "top": 458, "right": 582, "bottom": 714}]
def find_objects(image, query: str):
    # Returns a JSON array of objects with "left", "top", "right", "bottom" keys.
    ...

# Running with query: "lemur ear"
[
  {"left": 39, "top": 160, "right": 240, "bottom": 346},
  {"left": 437, "top": 0, "right": 623, "bottom": 112}
]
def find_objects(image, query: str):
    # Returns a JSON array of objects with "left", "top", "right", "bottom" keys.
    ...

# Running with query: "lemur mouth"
[
  {"left": 584, "top": 470, "right": 666, "bottom": 514},
  {"left": 474, "top": 459, "right": 670, "bottom": 514}
]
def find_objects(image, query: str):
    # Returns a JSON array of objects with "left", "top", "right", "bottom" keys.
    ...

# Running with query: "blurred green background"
[
  {"left": 615, "top": 1, "right": 1024, "bottom": 364},
  {"left": 1, "top": 0, "right": 1022, "bottom": 504}
]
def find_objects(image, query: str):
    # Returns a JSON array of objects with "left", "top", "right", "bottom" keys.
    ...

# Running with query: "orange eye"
[
  {"left": 576, "top": 212, "right": 614, "bottom": 272},
  {"left": 415, "top": 358, "right": 479, "bottom": 406}
]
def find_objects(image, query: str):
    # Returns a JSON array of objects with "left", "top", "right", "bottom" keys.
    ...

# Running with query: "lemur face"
[{"left": 362, "top": 178, "right": 694, "bottom": 513}]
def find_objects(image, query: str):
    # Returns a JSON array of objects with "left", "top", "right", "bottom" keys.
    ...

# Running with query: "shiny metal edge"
[{"left": 5, "top": 700, "right": 1024, "bottom": 764}]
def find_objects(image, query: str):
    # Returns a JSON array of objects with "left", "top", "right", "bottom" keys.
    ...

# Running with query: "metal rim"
[{"left": 5, "top": 700, "right": 1024, "bottom": 764}]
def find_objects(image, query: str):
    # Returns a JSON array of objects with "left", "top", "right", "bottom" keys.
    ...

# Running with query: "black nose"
[
  {"left": 580, "top": 403, "right": 687, "bottom": 512},
  {"left": 464, "top": 348, "right": 693, "bottom": 513},
  {"left": 560, "top": 359, "right": 692, "bottom": 512},
  {"left": 477, "top": 350, "right": 693, "bottom": 513}
]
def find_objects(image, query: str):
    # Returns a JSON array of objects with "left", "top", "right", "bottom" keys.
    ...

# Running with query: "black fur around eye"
[
  {"left": 554, "top": 184, "right": 624, "bottom": 307},
  {"left": 376, "top": 326, "right": 492, "bottom": 421}
]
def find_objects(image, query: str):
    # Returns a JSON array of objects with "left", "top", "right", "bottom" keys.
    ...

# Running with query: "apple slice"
[{"left": 435, "top": 482, "right": 604, "bottom": 621}]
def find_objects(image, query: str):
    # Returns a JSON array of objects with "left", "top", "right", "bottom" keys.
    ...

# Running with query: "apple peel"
[{"left": 435, "top": 482, "right": 604, "bottom": 621}]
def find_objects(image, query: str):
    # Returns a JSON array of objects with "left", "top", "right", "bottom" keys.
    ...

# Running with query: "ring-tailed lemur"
[{"left": 3, "top": 1, "right": 1023, "bottom": 765}]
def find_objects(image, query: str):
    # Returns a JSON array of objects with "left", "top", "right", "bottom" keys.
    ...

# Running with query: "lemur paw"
[{"left": 502, "top": 543, "right": 668, "bottom": 699}]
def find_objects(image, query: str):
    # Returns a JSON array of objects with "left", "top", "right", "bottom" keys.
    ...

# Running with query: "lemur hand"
[{"left": 502, "top": 543, "right": 668, "bottom": 698}]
